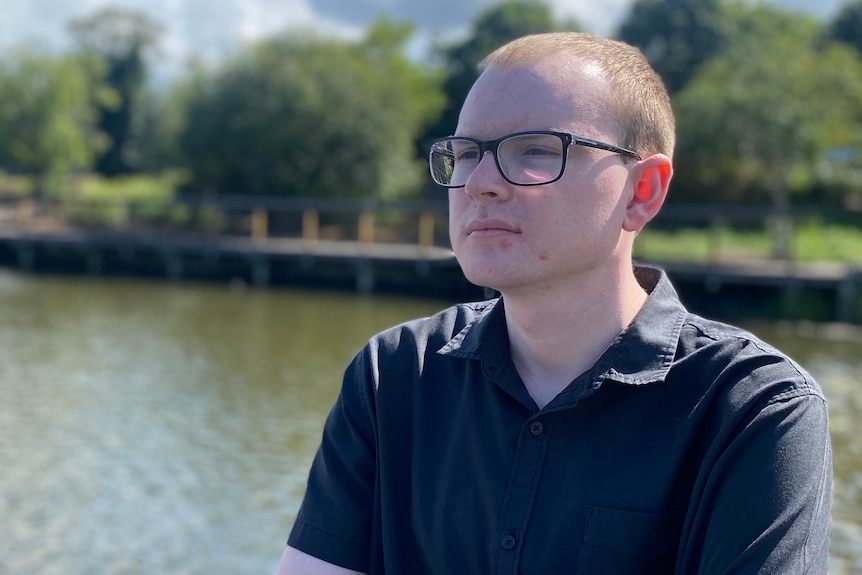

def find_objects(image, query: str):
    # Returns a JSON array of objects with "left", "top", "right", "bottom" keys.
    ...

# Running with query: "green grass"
[
  {"left": 55, "top": 171, "right": 190, "bottom": 229},
  {"left": 793, "top": 221, "right": 862, "bottom": 262},
  {"left": 636, "top": 220, "right": 862, "bottom": 263}
]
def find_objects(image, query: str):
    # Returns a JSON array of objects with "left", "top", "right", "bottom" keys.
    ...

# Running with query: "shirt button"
[
  {"left": 529, "top": 421, "right": 544, "bottom": 436},
  {"left": 501, "top": 533, "right": 517, "bottom": 550}
]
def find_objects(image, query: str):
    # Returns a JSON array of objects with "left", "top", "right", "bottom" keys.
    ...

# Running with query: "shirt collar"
[{"left": 438, "top": 266, "right": 687, "bottom": 387}]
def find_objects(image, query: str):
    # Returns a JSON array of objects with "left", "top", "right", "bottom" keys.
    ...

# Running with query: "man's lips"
[{"left": 464, "top": 220, "right": 520, "bottom": 237}]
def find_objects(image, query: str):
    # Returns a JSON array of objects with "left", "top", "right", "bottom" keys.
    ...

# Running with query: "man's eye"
[
  {"left": 455, "top": 149, "right": 479, "bottom": 161},
  {"left": 521, "top": 146, "right": 559, "bottom": 158}
]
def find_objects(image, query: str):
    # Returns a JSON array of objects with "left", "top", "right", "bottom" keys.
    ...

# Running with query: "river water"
[{"left": 0, "top": 270, "right": 859, "bottom": 574}]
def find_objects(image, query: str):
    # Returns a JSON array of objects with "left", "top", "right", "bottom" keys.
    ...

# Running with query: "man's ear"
[{"left": 623, "top": 154, "right": 673, "bottom": 232}]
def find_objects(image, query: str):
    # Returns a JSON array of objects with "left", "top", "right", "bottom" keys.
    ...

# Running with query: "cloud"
[
  {"left": 0, "top": 0, "right": 843, "bottom": 85},
  {"left": 0, "top": 0, "right": 370, "bottom": 83},
  {"left": 161, "top": 0, "right": 321, "bottom": 63},
  {"left": 310, "top": 0, "right": 489, "bottom": 31},
  {"left": 544, "top": 0, "right": 634, "bottom": 36},
  {"left": 0, "top": 0, "right": 93, "bottom": 52}
]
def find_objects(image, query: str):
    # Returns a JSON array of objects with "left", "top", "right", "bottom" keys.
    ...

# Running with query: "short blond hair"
[{"left": 480, "top": 32, "right": 675, "bottom": 160}]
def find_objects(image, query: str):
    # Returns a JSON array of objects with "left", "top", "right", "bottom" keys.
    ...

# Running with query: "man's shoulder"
[
  {"left": 350, "top": 299, "right": 499, "bottom": 398},
  {"left": 368, "top": 298, "right": 498, "bottom": 354},
  {"left": 679, "top": 313, "right": 791, "bottom": 362},
  {"left": 673, "top": 312, "right": 823, "bottom": 401}
]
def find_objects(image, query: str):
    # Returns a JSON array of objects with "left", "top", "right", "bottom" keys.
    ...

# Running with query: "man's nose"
[{"left": 463, "top": 152, "right": 511, "bottom": 201}]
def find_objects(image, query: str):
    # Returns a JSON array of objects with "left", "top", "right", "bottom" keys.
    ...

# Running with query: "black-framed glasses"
[{"left": 429, "top": 130, "right": 641, "bottom": 188}]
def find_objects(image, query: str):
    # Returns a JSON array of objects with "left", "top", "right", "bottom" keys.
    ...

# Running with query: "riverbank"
[
  {"left": 0, "top": 227, "right": 483, "bottom": 300},
  {"left": 1, "top": 226, "right": 860, "bottom": 324}
]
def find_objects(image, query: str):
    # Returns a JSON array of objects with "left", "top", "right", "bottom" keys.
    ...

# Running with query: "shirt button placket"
[{"left": 496, "top": 418, "right": 550, "bottom": 573}]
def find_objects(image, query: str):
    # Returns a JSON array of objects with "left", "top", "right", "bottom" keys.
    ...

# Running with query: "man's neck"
[{"left": 501, "top": 265, "right": 648, "bottom": 410}]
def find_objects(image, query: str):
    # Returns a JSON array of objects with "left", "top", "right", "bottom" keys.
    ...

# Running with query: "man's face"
[{"left": 448, "top": 55, "right": 637, "bottom": 296}]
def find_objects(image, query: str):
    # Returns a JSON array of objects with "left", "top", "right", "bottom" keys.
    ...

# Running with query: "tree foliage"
[
  {"left": 68, "top": 6, "right": 163, "bottom": 176},
  {"left": 672, "top": 5, "right": 862, "bottom": 207},
  {"left": 1, "top": 1, "right": 861, "bottom": 211},
  {"left": 616, "top": 0, "right": 728, "bottom": 94},
  {"left": 427, "top": 0, "right": 570, "bottom": 141},
  {"left": 827, "top": 0, "right": 862, "bottom": 55},
  {"left": 178, "top": 20, "right": 444, "bottom": 199},
  {"left": 0, "top": 49, "right": 108, "bottom": 186}
]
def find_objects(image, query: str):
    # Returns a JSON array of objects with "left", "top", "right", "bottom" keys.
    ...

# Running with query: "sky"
[{"left": 0, "top": 0, "right": 850, "bottom": 84}]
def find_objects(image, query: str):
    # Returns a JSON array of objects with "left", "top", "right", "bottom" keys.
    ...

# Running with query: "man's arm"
[
  {"left": 276, "top": 545, "right": 366, "bottom": 575},
  {"left": 678, "top": 389, "right": 832, "bottom": 574}
]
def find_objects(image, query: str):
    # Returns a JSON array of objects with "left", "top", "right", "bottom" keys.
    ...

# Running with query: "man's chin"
[{"left": 461, "top": 271, "right": 519, "bottom": 295}]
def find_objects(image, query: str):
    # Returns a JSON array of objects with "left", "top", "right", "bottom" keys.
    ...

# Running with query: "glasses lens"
[
  {"left": 498, "top": 133, "right": 565, "bottom": 185},
  {"left": 429, "top": 133, "right": 566, "bottom": 187},
  {"left": 430, "top": 138, "right": 479, "bottom": 187}
]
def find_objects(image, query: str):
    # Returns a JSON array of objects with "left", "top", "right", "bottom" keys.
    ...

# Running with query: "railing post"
[
  {"left": 251, "top": 208, "right": 268, "bottom": 244},
  {"left": 16, "top": 199, "right": 34, "bottom": 229},
  {"left": 836, "top": 272, "right": 858, "bottom": 323},
  {"left": 418, "top": 212, "right": 435, "bottom": 256},
  {"left": 16, "top": 244, "right": 34, "bottom": 269},
  {"left": 166, "top": 252, "right": 183, "bottom": 280},
  {"left": 302, "top": 209, "right": 319, "bottom": 247},
  {"left": 50, "top": 203, "right": 66, "bottom": 228},
  {"left": 86, "top": 250, "right": 103, "bottom": 275},
  {"left": 358, "top": 210, "right": 375, "bottom": 248},
  {"left": 772, "top": 213, "right": 794, "bottom": 261},
  {"left": 708, "top": 216, "right": 725, "bottom": 262},
  {"left": 252, "top": 257, "right": 270, "bottom": 287},
  {"left": 117, "top": 201, "right": 130, "bottom": 229}
]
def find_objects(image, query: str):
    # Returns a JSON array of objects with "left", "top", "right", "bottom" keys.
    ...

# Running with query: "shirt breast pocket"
[{"left": 577, "top": 506, "right": 678, "bottom": 575}]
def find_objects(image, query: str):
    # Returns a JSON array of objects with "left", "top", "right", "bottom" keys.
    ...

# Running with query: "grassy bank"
[{"left": 636, "top": 219, "right": 862, "bottom": 264}]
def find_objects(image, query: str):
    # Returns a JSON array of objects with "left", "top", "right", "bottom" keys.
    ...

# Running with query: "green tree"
[
  {"left": 672, "top": 5, "right": 862, "bottom": 231},
  {"left": 827, "top": 0, "right": 862, "bottom": 55},
  {"left": 427, "top": 0, "right": 569, "bottom": 142},
  {"left": 0, "top": 49, "right": 107, "bottom": 188},
  {"left": 616, "top": 0, "right": 728, "bottom": 94},
  {"left": 68, "top": 6, "right": 163, "bottom": 176},
  {"left": 133, "top": 61, "right": 207, "bottom": 173},
  {"left": 179, "top": 20, "right": 444, "bottom": 199},
  {"left": 131, "top": 88, "right": 178, "bottom": 173}
]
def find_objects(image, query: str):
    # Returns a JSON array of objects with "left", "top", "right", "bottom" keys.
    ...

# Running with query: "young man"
[{"left": 278, "top": 33, "right": 832, "bottom": 574}]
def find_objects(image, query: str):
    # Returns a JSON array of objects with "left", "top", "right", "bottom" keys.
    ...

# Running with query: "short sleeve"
[{"left": 287, "top": 348, "right": 377, "bottom": 571}]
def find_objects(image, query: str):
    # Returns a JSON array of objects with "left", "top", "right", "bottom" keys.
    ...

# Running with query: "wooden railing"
[
  {"left": 0, "top": 195, "right": 848, "bottom": 263},
  {"left": 0, "top": 195, "right": 453, "bottom": 254}
]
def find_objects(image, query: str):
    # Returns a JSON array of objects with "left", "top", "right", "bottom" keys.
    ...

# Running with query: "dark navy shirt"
[{"left": 288, "top": 267, "right": 832, "bottom": 574}]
